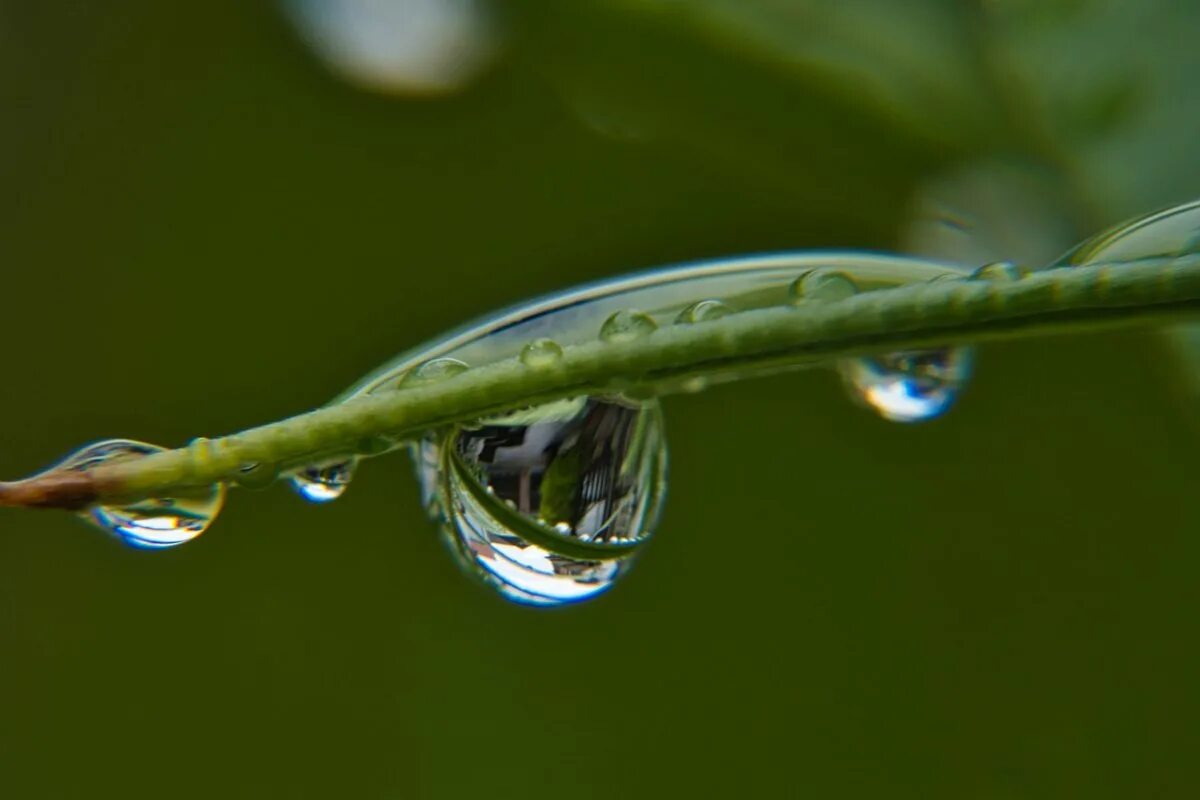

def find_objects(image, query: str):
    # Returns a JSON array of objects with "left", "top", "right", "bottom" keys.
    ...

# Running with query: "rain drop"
[
  {"left": 599, "top": 310, "right": 657, "bottom": 343},
  {"left": 400, "top": 357, "right": 470, "bottom": 387},
  {"left": 417, "top": 397, "right": 667, "bottom": 606},
  {"left": 55, "top": 439, "right": 224, "bottom": 549},
  {"left": 840, "top": 348, "right": 973, "bottom": 423},
  {"left": 291, "top": 460, "right": 356, "bottom": 503},
  {"left": 675, "top": 299, "right": 732, "bottom": 324},
  {"left": 789, "top": 269, "right": 858, "bottom": 303},
  {"left": 519, "top": 338, "right": 564, "bottom": 368},
  {"left": 970, "top": 261, "right": 1027, "bottom": 282}
]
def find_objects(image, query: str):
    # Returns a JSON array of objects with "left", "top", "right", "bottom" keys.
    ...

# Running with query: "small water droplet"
[
  {"left": 675, "top": 299, "right": 732, "bottom": 324},
  {"left": 399, "top": 357, "right": 469, "bottom": 388},
  {"left": 970, "top": 261, "right": 1027, "bottom": 282},
  {"left": 234, "top": 462, "right": 278, "bottom": 490},
  {"left": 789, "top": 270, "right": 858, "bottom": 303},
  {"left": 416, "top": 397, "right": 667, "bottom": 606},
  {"left": 55, "top": 440, "right": 224, "bottom": 549},
  {"left": 519, "top": 338, "right": 564, "bottom": 368},
  {"left": 291, "top": 460, "right": 356, "bottom": 503},
  {"left": 839, "top": 348, "right": 973, "bottom": 423},
  {"left": 599, "top": 310, "right": 657, "bottom": 343}
]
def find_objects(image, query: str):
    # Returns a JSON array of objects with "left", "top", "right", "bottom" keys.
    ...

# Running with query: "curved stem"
[{"left": 3, "top": 254, "right": 1199, "bottom": 510}]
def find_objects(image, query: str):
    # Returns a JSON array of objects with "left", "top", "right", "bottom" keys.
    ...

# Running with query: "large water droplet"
[
  {"left": 56, "top": 440, "right": 224, "bottom": 549},
  {"left": 839, "top": 348, "right": 973, "bottom": 423},
  {"left": 1053, "top": 199, "right": 1200, "bottom": 267},
  {"left": 291, "top": 460, "right": 357, "bottom": 503},
  {"left": 417, "top": 397, "right": 667, "bottom": 606}
]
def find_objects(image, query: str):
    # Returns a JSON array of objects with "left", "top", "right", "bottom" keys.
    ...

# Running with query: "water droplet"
[
  {"left": 599, "top": 310, "right": 657, "bottom": 343},
  {"left": 970, "top": 261, "right": 1027, "bottom": 282},
  {"left": 399, "top": 357, "right": 469, "bottom": 387},
  {"left": 234, "top": 462, "right": 278, "bottom": 490},
  {"left": 55, "top": 439, "right": 224, "bottom": 549},
  {"left": 291, "top": 460, "right": 356, "bottom": 503},
  {"left": 519, "top": 338, "right": 564, "bottom": 368},
  {"left": 675, "top": 299, "right": 732, "bottom": 324},
  {"left": 1053, "top": 199, "right": 1200, "bottom": 266},
  {"left": 416, "top": 397, "right": 667, "bottom": 606},
  {"left": 839, "top": 348, "right": 973, "bottom": 423},
  {"left": 789, "top": 270, "right": 858, "bottom": 303}
]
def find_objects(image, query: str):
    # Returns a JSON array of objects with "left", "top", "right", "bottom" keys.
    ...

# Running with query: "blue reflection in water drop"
[
  {"left": 55, "top": 439, "right": 224, "bottom": 549},
  {"left": 840, "top": 348, "right": 974, "bottom": 423},
  {"left": 291, "top": 461, "right": 356, "bottom": 503}
]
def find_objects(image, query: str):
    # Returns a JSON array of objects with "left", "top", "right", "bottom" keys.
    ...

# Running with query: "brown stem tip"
[{"left": 0, "top": 471, "right": 99, "bottom": 511}]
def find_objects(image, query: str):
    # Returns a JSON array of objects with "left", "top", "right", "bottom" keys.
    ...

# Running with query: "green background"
[{"left": 2, "top": 2, "right": 1198, "bottom": 797}]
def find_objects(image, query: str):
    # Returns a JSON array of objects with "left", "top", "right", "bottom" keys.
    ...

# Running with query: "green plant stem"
[{"left": 3, "top": 254, "right": 1199, "bottom": 511}]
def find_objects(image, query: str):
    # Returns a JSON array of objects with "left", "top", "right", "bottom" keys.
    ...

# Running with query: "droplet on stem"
[
  {"left": 519, "top": 338, "right": 564, "bottom": 368},
  {"left": 675, "top": 299, "right": 732, "bottom": 324},
  {"left": 599, "top": 310, "right": 657, "bottom": 343},
  {"left": 54, "top": 439, "right": 224, "bottom": 549}
]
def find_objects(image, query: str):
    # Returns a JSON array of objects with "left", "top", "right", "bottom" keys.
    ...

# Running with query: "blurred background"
[{"left": 3, "top": 1, "right": 1200, "bottom": 797}]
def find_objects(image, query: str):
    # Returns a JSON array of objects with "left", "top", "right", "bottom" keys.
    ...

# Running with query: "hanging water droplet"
[
  {"left": 416, "top": 397, "right": 667, "bottom": 606},
  {"left": 839, "top": 348, "right": 973, "bottom": 423},
  {"left": 789, "top": 269, "right": 858, "bottom": 304},
  {"left": 400, "top": 357, "right": 469, "bottom": 387},
  {"left": 519, "top": 338, "right": 564, "bottom": 368},
  {"left": 970, "top": 261, "right": 1027, "bottom": 282},
  {"left": 675, "top": 299, "right": 732, "bottom": 324},
  {"left": 599, "top": 309, "right": 657, "bottom": 343},
  {"left": 291, "top": 460, "right": 356, "bottom": 503},
  {"left": 54, "top": 440, "right": 224, "bottom": 549}
]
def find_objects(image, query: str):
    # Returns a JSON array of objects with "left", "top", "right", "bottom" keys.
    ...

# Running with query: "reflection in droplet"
[
  {"left": 416, "top": 397, "right": 666, "bottom": 605},
  {"left": 840, "top": 348, "right": 973, "bottom": 423},
  {"left": 281, "top": 0, "right": 500, "bottom": 95},
  {"left": 55, "top": 440, "right": 224, "bottom": 549},
  {"left": 519, "top": 338, "right": 564, "bottom": 368},
  {"left": 675, "top": 299, "right": 732, "bottom": 324},
  {"left": 599, "top": 310, "right": 658, "bottom": 343},
  {"left": 291, "top": 460, "right": 356, "bottom": 503},
  {"left": 789, "top": 270, "right": 858, "bottom": 303}
]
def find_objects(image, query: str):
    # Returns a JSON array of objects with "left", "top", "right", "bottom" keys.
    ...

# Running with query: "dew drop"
[
  {"left": 789, "top": 269, "right": 858, "bottom": 303},
  {"left": 675, "top": 299, "right": 732, "bottom": 324},
  {"left": 839, "top": 348, "right": 973, "bottom": 423},
  {"left": 291, "top": 460, "right": 357, "bottom": 503},
  {"left": 519, "top": 337, "right": 564, "bottom": 368},
  {"left": 399, "top": 357, "right": 469, "bottom": 387},
  {"left": 599, "top": 310, "right": 657, "bottom": 343},
  {"left": 415, "top": 397, "right": 667, "bottom": 606},
  {"left": 234, "top": 462, "right": 278, "bottom": 490},
  {"left": 55, "top": 439, "right": 224, "bottom": 549},
  {"left": 970, "top": 261, "right": 1027, "bottom": 282},
  {"left": 1053, "top": 199, "right": 1200, "bottom": 266}
]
